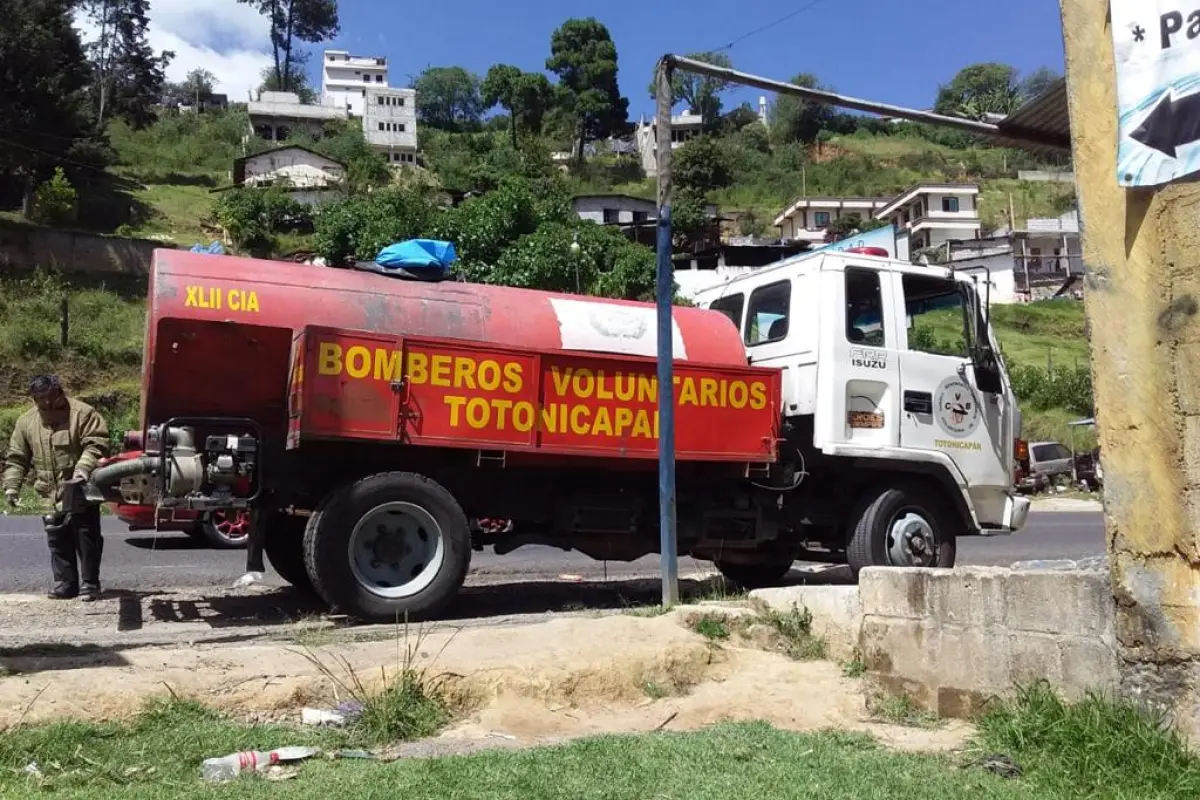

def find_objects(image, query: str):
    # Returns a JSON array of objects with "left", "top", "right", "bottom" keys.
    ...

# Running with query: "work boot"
[
  {"left": 47, "top": 586, "right": 78, "bottom": 600},
  {"left": 79, "top": 584, "right": 102, "bottom": 602}
]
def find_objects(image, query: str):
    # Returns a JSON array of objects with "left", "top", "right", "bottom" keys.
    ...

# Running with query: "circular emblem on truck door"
[{"left": 934, "top": 377, "right": 980, "bottom": 438}]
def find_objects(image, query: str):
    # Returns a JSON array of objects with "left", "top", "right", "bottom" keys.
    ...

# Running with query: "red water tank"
[
  {"left": 142, "top": 249, "right": 750, "bottom": 427},
  {"left": 844, "top": 246, "right": 890, "bottom": 257}
]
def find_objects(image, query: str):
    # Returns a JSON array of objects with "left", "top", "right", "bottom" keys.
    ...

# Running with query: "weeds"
[
  {"left": 842, "top": 659, "right": 866, "bottom": 678},
  {"left": 867, "top": 692, "right": 941, "bottom": 729},
  {"left": 976, "top": 681, "right": 1200, "bottom": 797},
  {"left": 688, "top": 613, "right": 731, "bottom": 641},
  {"left": 752, "top": 603, "right": 826, "bottom": 661},
  {"left": 292, "top": 617, "right": 462, "bottom": 745}
]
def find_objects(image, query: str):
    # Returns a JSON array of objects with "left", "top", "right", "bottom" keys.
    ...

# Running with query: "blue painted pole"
[{"left": 654, "top": 59, "right": 679, "bottom": 607}]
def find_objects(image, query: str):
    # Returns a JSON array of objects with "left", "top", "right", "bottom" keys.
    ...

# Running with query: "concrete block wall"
[
  {"left": 752, "top": 565, "right": 1120, "bottom": 719},
  {"left": 0, "top": 219, "right": 169, "bottom": 276}
]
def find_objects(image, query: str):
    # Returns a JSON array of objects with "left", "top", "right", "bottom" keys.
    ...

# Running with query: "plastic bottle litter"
[
  {"left": 301, "top": 707, "right": 346, "bottom": 726},
  {"left": 201, "top": 746, "right": 320, "bottom": 782}
]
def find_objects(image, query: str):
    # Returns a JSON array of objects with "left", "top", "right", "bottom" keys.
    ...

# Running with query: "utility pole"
[
  {"left": 654, "top": 58, "right": 679, "bottom": 607},
  {"left": 1061, "top": 0, "right": 1200, "bottom": 732}
]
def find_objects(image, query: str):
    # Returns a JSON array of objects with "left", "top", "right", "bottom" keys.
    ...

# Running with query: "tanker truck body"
[{"left": 96, "top": 246, "right": 1030, "bottom": 622}]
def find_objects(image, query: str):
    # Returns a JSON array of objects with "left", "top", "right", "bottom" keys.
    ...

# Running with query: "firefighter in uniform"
[{"left": 3, "top": 376, "right": 110, "bottom": 601}]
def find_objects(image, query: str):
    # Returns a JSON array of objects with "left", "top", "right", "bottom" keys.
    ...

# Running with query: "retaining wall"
[
  {"left": 0, "top": 218, "right": 170, "bottom": 276},
  {"left": 752, "top": 564, "right": 1119, "bottom": 718}
]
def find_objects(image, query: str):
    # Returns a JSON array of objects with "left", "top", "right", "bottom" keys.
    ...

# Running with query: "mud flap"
[{"left": 233, "top": 511, "right": 267, "bottom": 588}]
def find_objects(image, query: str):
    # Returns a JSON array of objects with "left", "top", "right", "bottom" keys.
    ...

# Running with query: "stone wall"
[
  {"left": 752, "top": 564, "right": 1120, "bottom": 720},
  {"left": 0, "top": 218, "right": 169, "bottom": 276}
]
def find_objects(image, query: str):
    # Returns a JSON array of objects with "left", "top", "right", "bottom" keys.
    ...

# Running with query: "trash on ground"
[
  {"left": 201, "top": 746, "right": 321, "bottom": 782},
  {"left": 331, "top": 749, "right": 377, "bottom": 760},
  {"left": 301, "top": 707, "right": 346, "bottom": 726}
]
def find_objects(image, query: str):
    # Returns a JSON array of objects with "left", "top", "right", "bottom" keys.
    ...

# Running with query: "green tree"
[
  {"left": 674, "top": 134, "right": 733, "bottom": 194},
  {"left": 545, "top": 18, "right": 631, "bottom": 163},
  {"left": 648, "top": 51, "right": 732, "bottom": 129},
  {"left": 257, "top": 56, "right": 316, "bottom": 102},
  {"left": 0, "top": 0, "right": 95, "bottom": 215},
  {"left": 1019, "top": 67, "right": 1060, "bottom": 102},
  {"left": 238, "top": 0, "right": 339, "bottom": 95},
  {"left": 32, "top": 167, "right": 77, "bottom": 225},
  {"left": 413, "top": 66, "right": 484, "bottom": 131},
  {"left": 769, "top": 73, "right": 834, "bottom": 144},
  {"left": 481, "top": 64, "right": 555, "bottom": 146},
  {"left": 84, "top": 0, "right": 175, "bottom": 128},
  {"left": 177, "top": 68, "right": 216, "bottom": 106},
  {"left": 933, "top": 63, "right": 1020, "bottom": 117},
  {"left": 214, "top": 186, "right": 310, "bottom": 255}
]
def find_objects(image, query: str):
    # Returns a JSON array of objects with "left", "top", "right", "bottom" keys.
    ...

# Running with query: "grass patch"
[
  {"left": 976, "top": 681, "right": 1200, "bottom": 798},
  {"left": 124, "top": 183, "right": 218, "bottom": 246},
  {"left": 292, "top": 621, "right": 462, "bottom": 745},
  {"left": 682, "top": 602, "right": 826, "bottom": 661},
  {"left": 867, "top": 692, "right": 942, "bottom": 729},
  {"left": 842, "top": 659, "right": 866, "bottom": 678}
]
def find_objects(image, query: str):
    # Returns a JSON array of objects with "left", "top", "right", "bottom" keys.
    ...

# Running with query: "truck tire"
[
  {"left": 716, "top": 559, "right": 794, "bottom": 589},
  {"left": 303, "top": 472, "right": 472, "bottom": 622},
  {"left": 846, "top": 484, "right": 956, "bottom": 577},
  {"left": 199, "top": 509, "right": 251, "bottom": 549},
  {"left": 264, "top": 514, "right": 316, "bottom": 596}
]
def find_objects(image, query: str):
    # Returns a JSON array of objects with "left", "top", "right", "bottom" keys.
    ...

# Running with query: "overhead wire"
[{"left": 708, "top": 0, "right": 832, "bottom": 53}]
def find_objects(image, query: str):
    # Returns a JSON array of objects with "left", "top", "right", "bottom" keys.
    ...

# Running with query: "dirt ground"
[{"left": 0, "top": 596, "right": 971, "bottom": 755}]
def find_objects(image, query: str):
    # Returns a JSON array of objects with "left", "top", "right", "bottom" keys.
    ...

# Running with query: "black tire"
[
  {"left": 264, "top": 514, "right": 317, "bottom": 596},
  {"left": 200, "top": 509, "right": 251, "bottom": 549},
  {"left": 716, "top": 559, "right": 794, "bottom": 589},
  {"left": 303, "top": 471, "right": 472, "bottom": 622},
  {"left": 845, "top": 483, "right": 957, "bottom": 578}
]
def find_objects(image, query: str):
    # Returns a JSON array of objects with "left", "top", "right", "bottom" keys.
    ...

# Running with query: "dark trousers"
[{"left": 45, "top": 504, "right": 103, "bottom": 594}]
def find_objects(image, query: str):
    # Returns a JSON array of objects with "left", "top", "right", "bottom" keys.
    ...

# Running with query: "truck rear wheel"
[
  {"left": 303, "top": 472, "right": 471, "bottom": 622},
  {"left": 846, "top": 484, "right": 956, "bottom": 577}
]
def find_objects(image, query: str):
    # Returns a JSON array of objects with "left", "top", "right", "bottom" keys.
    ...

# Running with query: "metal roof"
[{"left": 993, "top": 78, "right": 1072, "bottom": 155}]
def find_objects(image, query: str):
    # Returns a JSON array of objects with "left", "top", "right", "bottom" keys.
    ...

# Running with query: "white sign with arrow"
[{"left": 1112, "top": 0, "right": 1200, "bottom": 186}]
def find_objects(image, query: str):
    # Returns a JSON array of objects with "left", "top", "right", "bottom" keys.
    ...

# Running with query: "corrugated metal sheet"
[{"left": 993, "top": 78, "right": 1072, "bottom": 155}]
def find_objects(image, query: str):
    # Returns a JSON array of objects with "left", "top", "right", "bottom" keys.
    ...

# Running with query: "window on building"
[
  {"left": 378, "top": 122, "right": 385, "bottom": 131},
  {"left": 361, "top": 89, "right": 366, "bottom": 97},
  {"left": 902, "top": 273, "right": 969, "bottom": 357},
  {"left": 397, "top": 123, "right": 405, "bottom": 132},
  {"left": 603, "top": 208, "right": 619, "bottom": 224},
  {"left": 377, "top": 96, "right": 385, "bottom": 105},
  {"left": 813, "top": 211, "right": 831, "bottom": 229},
  {"left": 942, "top": 196, "right": 960, "bottom": 213},
  {"left": 1029, "top": 247, "right": 1042, "bottom": 269},
  {"left": 398, "top": 97, "right": 405, "bottom": 106},
  {"left": 709, "top": 293, "right": 744, "bottom": 331},
  {"left": 362, "top": 75, "right": 371, "bottom": 83},
  {"left": 745, "top": 280, "right": 791, "bottom": 346},
  {"left": 845, "top": 268, "right": 885, "bottom": 347},
  {"left": 632, "top": 210, "right": 648, "bottom": 223},
  {"left": 375, "top": 74, "right": 383, "bottom": 82}
]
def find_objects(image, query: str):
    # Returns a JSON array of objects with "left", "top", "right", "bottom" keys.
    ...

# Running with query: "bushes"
[
  {"left": 31, "top": 167, "right": 78, "bottom": 226},
  {"left": 1008, "top": 362, "right": 1093, "bottom": 416},
  {"left": 214, "top": 187, "right": 312, "bottom": 256}
]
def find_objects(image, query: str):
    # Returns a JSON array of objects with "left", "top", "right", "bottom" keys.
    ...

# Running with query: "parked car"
[
  {"left": 1028, "top": 441, "right": 1076, "bottom": 484},
  {"left": 100, "top": 441, "right": 250, "bottom": 549}
]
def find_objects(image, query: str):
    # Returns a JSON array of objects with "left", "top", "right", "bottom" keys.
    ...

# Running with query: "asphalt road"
[{"left": 0, "top": 511, "right": 1104, "bottom": 595}]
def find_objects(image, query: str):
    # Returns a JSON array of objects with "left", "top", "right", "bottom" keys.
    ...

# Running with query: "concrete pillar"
[{"left": 1061, "top": 0, "right": 1200, "bottom": 729}]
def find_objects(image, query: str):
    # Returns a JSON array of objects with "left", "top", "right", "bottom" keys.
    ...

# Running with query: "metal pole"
[
  {"left": 665, "top": 55, "right": 1072, "bottom": 151},
  {"left": 654, "top": 57, "right": 679, "bottom": 608}
]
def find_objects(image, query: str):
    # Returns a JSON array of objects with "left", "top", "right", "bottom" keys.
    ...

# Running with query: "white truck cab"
[{"left": 693, "top": 250, "right": 1031, "bottom": 578}]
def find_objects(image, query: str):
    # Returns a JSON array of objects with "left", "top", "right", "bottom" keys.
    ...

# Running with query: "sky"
[{"left": 76, "top": 0, "right": 1068, "bottom": 115}]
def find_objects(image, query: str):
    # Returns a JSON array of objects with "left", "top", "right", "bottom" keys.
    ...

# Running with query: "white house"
[
  {"left": 572, "top": 194, "right": 657, "bottom": 225},
  {"left": 874, "top": 183, "right": 982, "bottom": 260},
  {"left": 247, "top": 91, "right": 347, "bottom": 142},
  {"left": 772, "top": 196, "right": 891, "bottom": 244},
  {"left": 949, "top": 209, "right": 1082, "bottom": 304},
  {"left": 634, "top": 110, "right": 704, "bottom": 177},
  {"left": 322, "top": 49, "right": 389, "bottom": 117},
  {"left": 230, "top": 145, "right": 346, "bottom": 206},
  {"left": 364, "top": 87, "right": 418, "bottom": 166}
]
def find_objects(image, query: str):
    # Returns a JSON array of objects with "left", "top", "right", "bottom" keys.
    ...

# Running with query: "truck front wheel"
[
  {"left": 303, "top": 472, "right": 472, "bottom": 622},
  {"left": 846, "top": 484, "right": 956, "bottom": 577}
]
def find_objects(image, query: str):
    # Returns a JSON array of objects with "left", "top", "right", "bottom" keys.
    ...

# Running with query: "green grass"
[
  {"left": 123, "top": 183, "right": 218, "bottom": 246},
  {"left": 4, "top": 683, "right": 1200, "bottom": 799}
]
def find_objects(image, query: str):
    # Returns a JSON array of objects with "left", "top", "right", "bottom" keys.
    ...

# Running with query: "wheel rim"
[
  {"left": 210, "top": 509, "right": 250, "bottom": 542},
  {"left": 885, "top": 510, "right": 938, "bottom": 567},
  {"left": 348, "top": 501, "right": 445, "bottom": 599}
]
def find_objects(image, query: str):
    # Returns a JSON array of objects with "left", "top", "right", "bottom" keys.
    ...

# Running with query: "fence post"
[{"left": 60, "top": 295, "right": 69, "bottom": 348}]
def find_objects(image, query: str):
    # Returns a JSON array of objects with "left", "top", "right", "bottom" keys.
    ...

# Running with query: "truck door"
[
  {"left": 894, "top": 272, "right": 1011, "bottom": 508},
  {"left": 813, "top": 265, "right": 903, "bottom": 449}
]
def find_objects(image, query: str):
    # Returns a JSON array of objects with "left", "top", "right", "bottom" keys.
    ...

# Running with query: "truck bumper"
[{"left": 1003, "top": 493, "right": 1032, "bottom": 532}]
